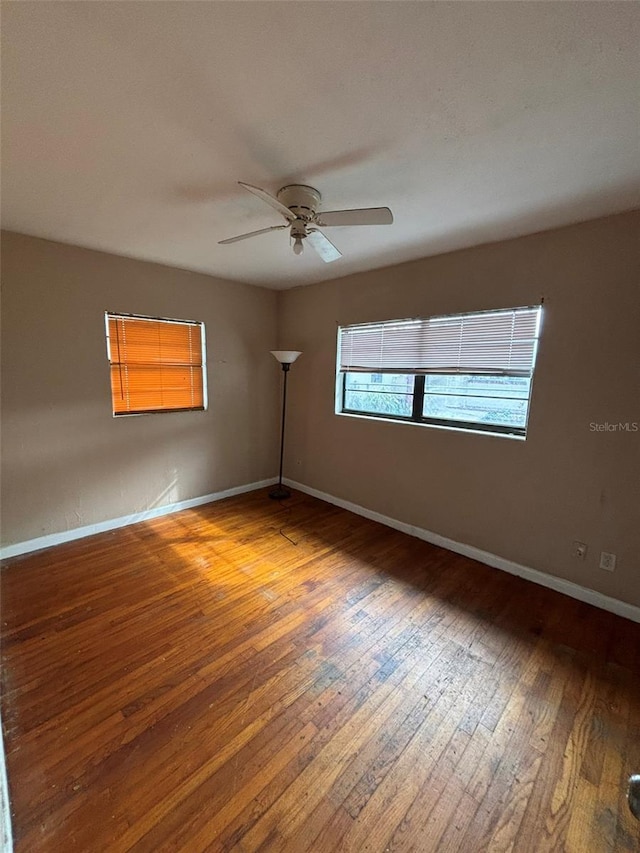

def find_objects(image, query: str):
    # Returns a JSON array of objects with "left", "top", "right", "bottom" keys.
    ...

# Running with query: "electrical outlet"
[
  {"left": 599, "top": 552, "right": 616, "bottom": 572},
  {"left": 571, "top": 541, "right": 587, "bottom": 560}
]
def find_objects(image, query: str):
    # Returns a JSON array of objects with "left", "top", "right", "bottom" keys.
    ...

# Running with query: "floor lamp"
[{"left": 269, "top": 350, "right": 302, "bottom": 500}]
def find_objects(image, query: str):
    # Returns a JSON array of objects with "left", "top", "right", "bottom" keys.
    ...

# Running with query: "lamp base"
[{"left": 269, "top": 484, "right": 291, "bottom": 500}]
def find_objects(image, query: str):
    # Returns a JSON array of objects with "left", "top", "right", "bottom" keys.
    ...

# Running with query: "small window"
[
  {"left": 337, "top": 306, "right": 542, "bottom": 437},
  {"left": 105, "top": 312, "right": 206, "bottom": 416}
]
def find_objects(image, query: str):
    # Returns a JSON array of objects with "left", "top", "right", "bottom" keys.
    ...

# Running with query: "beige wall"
[
  {"left": 279, "top": 211, "right": 640, "bottom": 607},
  {"left": 1, "top": 231, "right": 279, "bottom": 546},
  {"left": 2, "top": 217, "right": 639, "bottom": 609}
]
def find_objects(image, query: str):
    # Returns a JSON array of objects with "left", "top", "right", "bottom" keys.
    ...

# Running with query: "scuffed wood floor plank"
[{"left": 2, "top": 489, "right": 639, "bottom": 852}]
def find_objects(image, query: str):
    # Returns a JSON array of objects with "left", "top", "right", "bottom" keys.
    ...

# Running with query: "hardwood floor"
[{"left": 2, "top": 489, "right": 639, "bottom": 852}]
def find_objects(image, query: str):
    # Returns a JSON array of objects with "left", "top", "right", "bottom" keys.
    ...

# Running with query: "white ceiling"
[{"left": 2, "top": 2, "right": 639, "bottom": 290}]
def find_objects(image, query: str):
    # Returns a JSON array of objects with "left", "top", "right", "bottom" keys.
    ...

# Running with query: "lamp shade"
[{"left": 270, "top": 350, "right": 302, "bottom": 365}]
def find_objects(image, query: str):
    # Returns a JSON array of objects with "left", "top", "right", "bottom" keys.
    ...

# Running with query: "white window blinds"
[{"left": 338, "top": 306, "right": 541, "bottom": 376}]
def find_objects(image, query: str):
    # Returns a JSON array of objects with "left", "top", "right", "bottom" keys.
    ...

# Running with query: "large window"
[
  {"left": 337, "top": 306, "right": 542, "bottom": 436},
  {"left": 106, "top": 312, "right": 206, "bottom": 416}
]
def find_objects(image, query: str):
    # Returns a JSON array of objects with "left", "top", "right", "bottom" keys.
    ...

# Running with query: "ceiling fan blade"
[
  {"left": 238, "top": 182, "right": 295, "bottom": 221},
  {"left": 218, "top": 224, "right": 287, "bottom": 245},
  {"left": 306, "top": 229, "right": 342, "bottom": 263},
  {"left": 317, "top": 207, "right": 394, "bottom": 227}
]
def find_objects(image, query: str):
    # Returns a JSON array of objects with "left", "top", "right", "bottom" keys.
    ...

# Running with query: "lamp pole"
[{"left": 269, "top": 351, "right": 302, "bottom": 500}]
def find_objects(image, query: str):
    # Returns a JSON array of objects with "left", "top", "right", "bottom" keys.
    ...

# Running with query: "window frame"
[
  {"left": 337, "top": 306, "right": 542, "bottom": 438},
  {"left": 105, "top": 311, "right": 208, "bottom": 417}
]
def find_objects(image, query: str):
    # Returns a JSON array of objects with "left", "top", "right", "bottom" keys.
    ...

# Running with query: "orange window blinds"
[{"left": 106, "top": 313, "right": 206, "bottom": 415}]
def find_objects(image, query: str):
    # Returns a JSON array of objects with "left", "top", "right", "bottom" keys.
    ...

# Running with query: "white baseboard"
[
  {"left": 4, "top": 475, "right": 638, "bottom": 625},
  {"left": 0, "top": 716, "right": 11, "bottom": 853},
  {"left": 283, "top": 478, "right": 640, "bottom": 625},
  {"left": 0, "top": 478, "right": 277, "bottom": 561}
]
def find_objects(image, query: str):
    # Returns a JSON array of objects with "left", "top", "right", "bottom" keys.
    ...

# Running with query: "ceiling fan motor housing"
[{"left": 277, "top": 185, "right": 321, "bottom": 222}]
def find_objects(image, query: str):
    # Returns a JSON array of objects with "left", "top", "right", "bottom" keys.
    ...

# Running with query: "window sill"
[
  {"left": 112, "top": 407, "right": 207, "bottom": 418},
  {"left": 335, "top": 410, "right": 527, "bottom": 441}
]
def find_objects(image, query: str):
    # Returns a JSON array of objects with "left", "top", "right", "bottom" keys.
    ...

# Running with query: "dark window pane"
[
  {"left": 344, "top": 373, "right": 414, "bottom": 417},
  {"left": 425, "top": 374, "right": 531, "bottom": 399},
  {"left": 423, "top": 391, "right": 528, "bottom": 428},
  {"left": 345, "top": 373, "right": 414, "bottom": 393},
  {"left": 342, "top": 371, "right": 531, "bottom": 431},
  {"left": 422, "top": 373, "right": 530, "bottom": 429}
]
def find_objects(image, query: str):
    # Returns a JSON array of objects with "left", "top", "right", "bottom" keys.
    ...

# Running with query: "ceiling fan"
[{"left": 219, "top": 182, "right": 393, "bottom": 263}]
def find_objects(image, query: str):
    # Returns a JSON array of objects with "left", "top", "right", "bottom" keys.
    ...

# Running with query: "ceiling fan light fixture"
[{"left": 219, "top": 182, "right": 393, "bottom": 263}]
